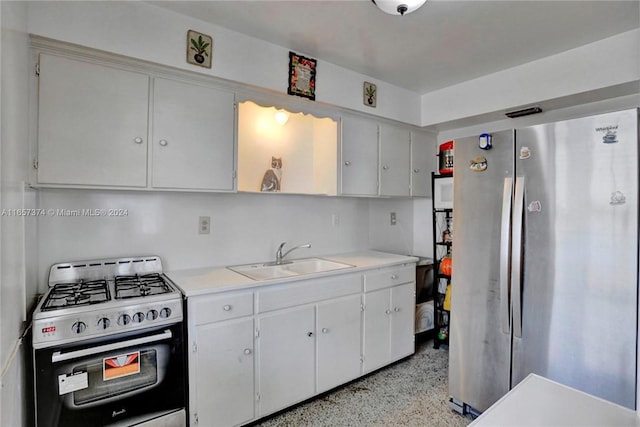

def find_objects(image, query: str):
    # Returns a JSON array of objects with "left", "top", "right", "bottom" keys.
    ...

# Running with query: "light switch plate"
[{"left": 390, "top": 212, "right": 397, "bottom": 226}]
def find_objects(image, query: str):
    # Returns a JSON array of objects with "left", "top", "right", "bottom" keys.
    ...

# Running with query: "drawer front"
[
  {"left": 191, "top": 291, "right": 254, "bottom": 324},
  {"left": 364, "top": 264, "right": 415, "bottom": 292},
  {"left": 257, "top": 273, "right": 362, "bottom": 313}
]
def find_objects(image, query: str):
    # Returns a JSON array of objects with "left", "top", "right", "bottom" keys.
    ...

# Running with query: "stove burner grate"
[
  {"left": 115, "top": 273, "right": 172, "bottom": 299},
  {"left": 42, "top": 279, "right": 110, "bottom": 311}
]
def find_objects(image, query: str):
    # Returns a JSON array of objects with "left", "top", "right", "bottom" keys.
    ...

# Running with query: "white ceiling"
[{"left": 150, "top": 0, "right": 640, "bottom": 95}]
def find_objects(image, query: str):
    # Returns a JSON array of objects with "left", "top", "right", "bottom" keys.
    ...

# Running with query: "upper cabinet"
[
  {"left": 237, "top": 101, "right": 338, "bottom": 195},
  {"left": 37, "top": 54, "right": 150, "bottom": 187},
  {"left": 379, "top": 124, "right": 411, "bottom": 197},
  {"left": 34, "top": 52, "right": 236, "bottom": 192},
  {"left": 410, "top": 131, "right": 437, "bottom": 197},
  {"left": 152, "top": 78, "right": 235, "bottom": 191},
  {"left": 340, "top": 116, "right": 379, "bottom": 196},
  {"left": 341, "top": 118, "right": 431, "bottom": 198},
  {"left": 32, "top": 39, "right": 435, "bottom": 197}
]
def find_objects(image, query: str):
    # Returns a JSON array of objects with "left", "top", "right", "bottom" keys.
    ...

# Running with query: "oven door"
[{"left": 34, "top": 324, "right": 186, "bottom": 427}]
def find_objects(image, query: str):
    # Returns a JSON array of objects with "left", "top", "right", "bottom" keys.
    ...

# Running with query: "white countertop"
[
  {"left": 166, "top": 251, "right": 419, "bottom": 297},
  {"left": 470, "top": 374, "right": 640, "bottom": 426}
]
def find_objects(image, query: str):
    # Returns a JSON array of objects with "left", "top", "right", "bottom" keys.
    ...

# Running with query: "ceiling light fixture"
[{"left": 371, "top": 0, "right": 427, "bottom": 16}]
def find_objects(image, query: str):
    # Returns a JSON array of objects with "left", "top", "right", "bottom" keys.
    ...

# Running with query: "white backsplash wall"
[
  {"left": 35, "top": 189, "right": 380, "bottom": 291},
  {"left": 368, "top": 198, "right": 415, "bottom": 257}
]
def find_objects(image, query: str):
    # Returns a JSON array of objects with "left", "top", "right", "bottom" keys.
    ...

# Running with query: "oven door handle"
[{"left": 51, "top": 329, "right": 173, "bottom": 363}]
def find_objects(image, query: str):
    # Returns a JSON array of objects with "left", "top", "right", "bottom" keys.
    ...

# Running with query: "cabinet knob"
[
  {"left": 159, "top": 139, "right": 168, "bottom": 147},
  {"left": 133, "top": 137, "right": 143, "bottom": 144},
  {"left": 223, "top": 305, "right": 232, "bottom": 311},
  {"left": 385, "top": 309, "right": 391, "bottom": 315},
  {"left": 307, "top": 332, "right": 314, "bottom": 337},
  {"left": 382, "top": 165, "right": 389, "bottom": 170},
  {"left": 414, "top": 168, "right": 420, "bottom": 173},
  {"left": 344, "top": 161, "right": 351, "bottom": 166},
  {"left": 322, "top": 328, "right": 329, "bottom": 334},
  {"left": 394, "top": 307, "right": 400, "bottom": 312},
  {"left": 391, "top": 274, "right": 398, "bottom": 280},
  {"left": 243, "top": 348, "right": 252, "bottom": 355}
]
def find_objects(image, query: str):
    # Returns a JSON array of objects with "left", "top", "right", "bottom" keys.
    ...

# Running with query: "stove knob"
[
  {"left": 159, "top": 307, "right": 172, "bottom": 319},
  {"left": 117, "top": 314, "right": 131, "bottom": 326},
  {"left": 146, "top": 309, "right": 159, "bottom": 321},
  {"left": 97, "top": 318, "right": 111, "bottom": 330},
  {"left": 71, "top": 321, "right": 86, "bottom": 334},
  {"left": 132, "top": 312, "right": 145, "bottom": 323}
]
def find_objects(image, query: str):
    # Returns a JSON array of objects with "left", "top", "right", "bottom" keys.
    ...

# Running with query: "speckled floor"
[{"left": 253, "top": 339, "right": 475, "bottom": 427}]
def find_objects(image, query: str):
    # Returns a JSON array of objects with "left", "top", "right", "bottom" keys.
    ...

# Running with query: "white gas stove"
[{"left": 32, "top": 255, "right": 183, "bottom": 349}]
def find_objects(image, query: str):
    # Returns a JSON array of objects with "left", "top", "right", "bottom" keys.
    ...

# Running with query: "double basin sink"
[{"left": 228, "top": 257, "right": 354, "bottom": 281}]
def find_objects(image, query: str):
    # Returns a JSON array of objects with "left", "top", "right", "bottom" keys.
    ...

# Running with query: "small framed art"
[
  {"left": 288, "top": 51, "right": 317, "bottom": 100},
  {"left": 364, "top": 82, "right": 377, "bottom": 107},
  {"left": 187, "top": 30, "right": 212, "bottom": 68}
]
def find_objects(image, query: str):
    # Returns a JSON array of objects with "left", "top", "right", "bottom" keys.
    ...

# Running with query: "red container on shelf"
[{"left": 439, "top": 140, "right": 454, "bottom": 174}]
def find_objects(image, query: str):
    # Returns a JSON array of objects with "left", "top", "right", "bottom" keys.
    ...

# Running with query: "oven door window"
[{"left": 67, "top": 346, "right": 166, "bottom": 407}]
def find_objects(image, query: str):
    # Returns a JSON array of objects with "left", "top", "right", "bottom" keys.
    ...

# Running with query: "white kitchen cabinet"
[
  {"left": 192, "top": 317, "right": 255, "bottom": 427},
  {"left": 35, "top": 50, "right": 236, "bottom": 192},
  {"left": 152, "top": 78, "right": 235, "bottom": 190},
  {"left": 340, "top": 115, "right": 379, "bottom": 196},
  {"left": 317, "top": 294, "right": 363, "bottom": 392},
  {"left": 410, "top": 131, "right": 437, "bottom": 197},
  {"left": 36, "top": 53, "right": 149, "bottom": 187},
  {"left": 257, "top": 305, "right": 316, "bottom": 416},
  {"left": 181, "top": 257, "right": 416, "bottom": 426},
  {"left": 389, "top": 283, "right": 416, "bottom": 360},
  {"left": 379, "top": 124, "right": 411, "bottom": 197},
  {"left": 187, "top": 290, "right": 255, "bottom": 427},
  {"left": 363, "top": 265, "right": 416, "bottom": 373}
]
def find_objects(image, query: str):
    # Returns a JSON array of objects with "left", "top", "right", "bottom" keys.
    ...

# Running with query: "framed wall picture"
[
  {"left": 187, "top": 30, "right": 212, "bottom": 68},
  {"left": 288, "top": 51, "right": 317, "bottom": 100},
  {"left": 363, "top": 82, "right": 377, "bottom": 107}
]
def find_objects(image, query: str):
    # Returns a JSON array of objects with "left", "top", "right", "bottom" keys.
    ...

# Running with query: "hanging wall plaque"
[{"left": 288, "top": 51, "right": 317, "bottom": 101}]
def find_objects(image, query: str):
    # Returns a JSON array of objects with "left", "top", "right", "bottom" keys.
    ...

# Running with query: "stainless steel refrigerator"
[{"left": 449, "top": 109, "right": 638, "bottom": 414}]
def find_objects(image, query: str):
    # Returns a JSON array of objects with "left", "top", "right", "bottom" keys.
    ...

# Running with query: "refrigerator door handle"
[
  {"left": 512, "top": 176, "right": 525, "bottom": 338},
  {"left": 499, "top": 177, "right": 513, "bottom": 334}
]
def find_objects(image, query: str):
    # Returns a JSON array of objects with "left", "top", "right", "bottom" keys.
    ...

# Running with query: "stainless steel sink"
[{"left": 228, "top": 257, "right": 354, "bottom": 281}]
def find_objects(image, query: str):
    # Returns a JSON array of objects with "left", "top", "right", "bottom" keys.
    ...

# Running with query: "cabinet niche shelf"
[
  {"left": 432, "top": 172, "right": 453, "bottom": 349},
  {"left": 237, "top": 101, "right": 338, "bottom": 196}
]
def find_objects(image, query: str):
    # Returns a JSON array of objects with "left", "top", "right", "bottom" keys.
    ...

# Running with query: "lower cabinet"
[
  {"left": 192, "top": 317, "right": 255, "bottom": 427},
  {"left": 186, "top": 262, "right": 416, "bottom": 426},
  {"left": 256, "top": 293, "right": 362, "bottom": 416},
  {"left": 363, "top": 272, "right": 416, "bottom": 373},
  {"left": 257, "top": 305, "right": 316, "bottom": 416},
  {"left": 317, "top": 294, "right": 362, "bottom": 392}
]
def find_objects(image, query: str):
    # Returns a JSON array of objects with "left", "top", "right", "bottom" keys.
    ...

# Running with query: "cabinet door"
[
  {"left": 317, "top": 294, "right": 362, "bottom": 392},
  {"left": 390, "top": 282, "right": 416, "bottom": 361},
  {"left": 193, "top": 318, "right": 254, "bottom": 427},
  {"left": 257, "top": 305, "right": 315, "bottom": 416},
  {"left": 341, "top": 116, "right": 379, "bottom": 196},
  {"left": 363, "top": 288, "right": 391, "bottom": 373},
  {"left": 152, "top": 78, "right": 235, "bottom": 190},
  {"left": 379, "top": 124, "right": 411, "bottom": 196},
  {"left": 411, "top": 131, "right": 436, "bottom": 197},
  {"left": 37, "top": 54, "right": 149, "bottom": 187}
]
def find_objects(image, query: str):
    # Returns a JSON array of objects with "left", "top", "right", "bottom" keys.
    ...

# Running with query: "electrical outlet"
[
  {"left": 198, "top": 216, "right": 210, "bottom": 234},
  {"left": 331, "top": 213, "right": 340, "bottom": 226},
  {"left": 390, "top": 212, "right": 397, "bottom": 226}
]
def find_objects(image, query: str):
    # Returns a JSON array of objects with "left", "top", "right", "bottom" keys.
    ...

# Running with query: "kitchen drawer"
[
  {"left": 364, "top": 264, "right": 415, "bottom": 292},
  {"left": 257, "top": 273, "right": 361, "bottom": 313},
  {"left": 190, "top": 291, "right": 254, "bottom": 325}
]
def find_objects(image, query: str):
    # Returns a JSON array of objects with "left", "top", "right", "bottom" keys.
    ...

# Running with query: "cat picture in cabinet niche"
[{"left": 261, "top": 156, "right": 282, "bottom": 192}]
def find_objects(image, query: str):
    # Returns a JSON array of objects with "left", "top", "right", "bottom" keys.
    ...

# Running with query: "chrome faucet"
[{"left": 275, "top": 242, "right": 311, "bottom": 265}]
